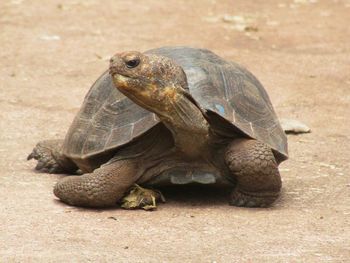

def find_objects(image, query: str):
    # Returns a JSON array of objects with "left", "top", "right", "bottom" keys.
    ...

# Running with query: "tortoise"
[{"left": 28, "top": 46, "right": 288, "bottom": 209}]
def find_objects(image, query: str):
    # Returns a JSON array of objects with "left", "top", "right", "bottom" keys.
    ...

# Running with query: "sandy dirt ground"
[{"left": 0, "top": 0, "right": 349, "bottom": 262}]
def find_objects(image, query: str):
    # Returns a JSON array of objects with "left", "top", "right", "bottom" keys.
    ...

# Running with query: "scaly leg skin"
[
  {"left": 121, "top": 184, "right": 165, "bottom": 211},
  {"left": 225, "top": 139, "right": 282, "bottom": 208},
  {"left": 53, "top": 159, "right": 146, "bottom": 208},
  {"left": 27, "top": 139, "right": 78, "bottom": 174}
]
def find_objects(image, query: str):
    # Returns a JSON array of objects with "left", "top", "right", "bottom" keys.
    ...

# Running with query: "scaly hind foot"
[
  {"left": 121, "top": 184, "right": 165, "bottom": 211},
  {"left": 28, "top": 140, "right": 65, "bottom": 173},
  {"left": 27, "top": 140, "right": 77, "bottom": 174}
]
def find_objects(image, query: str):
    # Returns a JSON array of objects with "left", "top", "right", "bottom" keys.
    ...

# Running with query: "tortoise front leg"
[
  {"left": 53, "top": 158, "right": 146, "bottom": 208},
  {"left": 224, "top": 138, "right": 282, "bottom": 208}
]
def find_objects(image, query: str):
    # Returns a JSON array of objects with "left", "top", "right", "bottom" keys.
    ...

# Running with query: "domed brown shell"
[
  {"left": 62, "top": 72, "right": 159, "bottom": 159},
  {"left": 63, "top": 47, "right": 287, "bottom": 161}
]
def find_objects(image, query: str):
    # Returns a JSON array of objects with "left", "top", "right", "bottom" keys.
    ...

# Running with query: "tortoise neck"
[{"left": 157, "top": 92, "right": 211, "bottom": 158}]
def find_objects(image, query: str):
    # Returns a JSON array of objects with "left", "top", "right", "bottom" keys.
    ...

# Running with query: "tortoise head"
[{"left": 109, "top": 51, "right": 188, "bottom": 114}]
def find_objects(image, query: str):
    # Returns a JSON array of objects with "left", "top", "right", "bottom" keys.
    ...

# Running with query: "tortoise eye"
[{"left": 125, "top": 58, "right": 140, "bottom": 68}]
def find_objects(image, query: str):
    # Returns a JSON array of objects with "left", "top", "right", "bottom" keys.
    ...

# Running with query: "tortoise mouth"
[
  {"left": 109, "top": 67, "right": 134, "bottom": 80},
  {"left": 110, "top": 73, "right": 130, "bottom": 83},
  {"left": 109, "top": 67, "right": 140, "bottom": 91}
]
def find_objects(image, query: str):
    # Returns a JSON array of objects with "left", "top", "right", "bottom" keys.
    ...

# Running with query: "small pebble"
[{"left": 280, "top": 118, "right": 311, "bottom": 134}]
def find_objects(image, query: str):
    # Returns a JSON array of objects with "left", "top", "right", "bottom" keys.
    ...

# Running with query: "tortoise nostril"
[{"left": 110, "top": 57, "right": 115, "bottom": 63}]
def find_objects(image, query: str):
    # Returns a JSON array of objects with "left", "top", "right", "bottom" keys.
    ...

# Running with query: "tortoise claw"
[
  {"left": 48, "top": 164, "right": 63, "bottom": 174},
  {"left": 27, "top": 152, "right": 34, "bottom": 160},
  {"left": 229, "top": 189, "right": 277, "bottom": 208},
  {"left": 49, "top": 166, "right": 57, "bottom": 174},
  {"left": 35, "top": 160, "right": 46, "bottom": 170},
  {"left": 27, "top": 148, "right": 40, "bottom": 160}
]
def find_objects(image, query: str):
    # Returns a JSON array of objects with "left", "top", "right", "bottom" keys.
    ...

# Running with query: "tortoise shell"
[{"left": 63, "top": 46, "right": 287, "bottom": 161}]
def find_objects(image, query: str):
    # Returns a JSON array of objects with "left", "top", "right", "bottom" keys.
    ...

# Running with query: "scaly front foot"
[
  {"left": 121, "top": 184, "right": 165, "bottom": 211},
  {"left": 225, "top": 139, "right": 282, "bottom": 208},
  {"left": 230, "top": 188, "right": 279, "bottom": 208}
]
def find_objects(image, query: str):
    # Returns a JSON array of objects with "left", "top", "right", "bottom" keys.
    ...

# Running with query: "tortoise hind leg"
[
  {"left": 224, "top": 138, "right": 282, "bottom": 207},
  {"left": 54, "top": 158, "right": 145, "bottom": 207},
  {"left": 27, "top": 139, "right": 78, "bottom": 174}
]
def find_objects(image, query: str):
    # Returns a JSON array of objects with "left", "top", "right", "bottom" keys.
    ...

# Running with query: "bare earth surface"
[{"left": 1, "top": 0, "right": 349, "bottom": 262}]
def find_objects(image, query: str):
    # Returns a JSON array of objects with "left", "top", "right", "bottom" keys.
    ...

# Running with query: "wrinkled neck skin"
[{"left": 155, "top": 90, "right": 211, "bottom": 159}]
